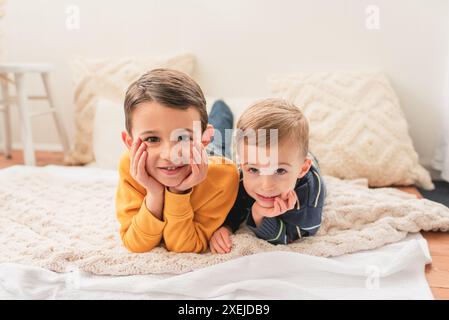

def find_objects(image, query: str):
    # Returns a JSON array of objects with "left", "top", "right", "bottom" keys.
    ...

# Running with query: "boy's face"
[
  {"left": 122, "top": 101, "right": 211, "bottom": 188},
  {"left": 238, "top": 137, "right": 312, "bottom": 209}
]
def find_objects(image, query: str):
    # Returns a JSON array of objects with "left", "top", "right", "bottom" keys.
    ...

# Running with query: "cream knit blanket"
[{"left": 1, "top": 166, "right": 448, "bottom": 275}]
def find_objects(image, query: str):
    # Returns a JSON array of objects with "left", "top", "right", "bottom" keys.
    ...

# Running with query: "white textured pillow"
[
  {"left": 92, "top": 99, "right": 127, "bottom": 170},
  {"left": 269, "top": 72, "right": 433, "bottom": 189},
  {"left": 67, "top": 53, "right": 196, "bottom": 165}
]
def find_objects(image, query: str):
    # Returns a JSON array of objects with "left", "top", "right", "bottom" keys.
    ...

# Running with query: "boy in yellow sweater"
[{"left": 115, "top": 69, "right": 239, "bottom": 253}]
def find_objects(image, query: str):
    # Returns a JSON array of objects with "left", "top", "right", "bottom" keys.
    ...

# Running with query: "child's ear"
[
  {"left": 122, "top": 131, "right": 133, "bottom": 150},
  {"left": 201, "top": 124, "right": 215, "bottom": 147},
  {"left": 297, "top": 158, "right": 312, "bottom": 179}
]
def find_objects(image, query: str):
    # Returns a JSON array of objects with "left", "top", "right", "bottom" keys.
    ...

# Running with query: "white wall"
[{"left": 0, "top": 0, "right": 448, "bottom": 166}]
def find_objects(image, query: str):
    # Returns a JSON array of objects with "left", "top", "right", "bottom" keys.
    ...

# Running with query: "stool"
[{"left": 0, "top": 63, "right": 70, "bottom": 166}]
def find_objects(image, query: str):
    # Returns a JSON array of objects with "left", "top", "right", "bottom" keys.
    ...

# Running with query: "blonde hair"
[{"left": 236, "top": 98, "right": 309, "bottom": 157}]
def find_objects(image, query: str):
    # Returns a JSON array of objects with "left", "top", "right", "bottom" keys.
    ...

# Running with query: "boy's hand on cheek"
[
  {"left": 252, "top": 190, "right": 298, "bottom": 225},
  {"left": 130, "top": 137, "right": 165, "bottom": 196},
  {"left": 169, "top": 141, "right": 208, "bottom": 194}
]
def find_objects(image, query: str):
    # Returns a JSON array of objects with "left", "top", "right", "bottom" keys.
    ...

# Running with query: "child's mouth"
[
  {"left": 158, "top": 165, "right": 187, "bottom": 176},
  {"left": 255, "top": 193, "right": 279, "bottom": 202}
]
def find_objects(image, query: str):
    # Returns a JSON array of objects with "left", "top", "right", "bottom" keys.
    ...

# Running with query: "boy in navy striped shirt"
[{"left": 209, "top": 98, "right": 326, "bottom": 253}]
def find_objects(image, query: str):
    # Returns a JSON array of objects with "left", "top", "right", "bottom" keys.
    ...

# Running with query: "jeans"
[{"left": 206, "top": 100, "right": 234, "bottom": 159}]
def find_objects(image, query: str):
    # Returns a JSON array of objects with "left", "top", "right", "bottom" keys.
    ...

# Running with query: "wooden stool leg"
[
  {"left": 0, "top": 75, "right": 12, "bottom": 159},
  {"left": 14, "top": 72, "right": 36, "bottom": 166},
  {"left": 41, "top": 72, "right": 70, "bottom": 158}
]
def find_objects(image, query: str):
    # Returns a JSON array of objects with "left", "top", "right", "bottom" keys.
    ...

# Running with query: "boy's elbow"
[
  {"left": 121, "top": 234, "right": 158, "bottom": 253},
  {"left": 123, "top": 241, "right": 157, "bottom": 253},
  {"left": 306, "top": 226, "right": 320, "bottom": 237},
  {"left": 165, "top": 239, "right": 208, "bottom": 253}
]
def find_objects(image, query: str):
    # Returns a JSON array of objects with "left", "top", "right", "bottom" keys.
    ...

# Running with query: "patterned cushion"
[
  {"left": 67, "top": 53, "right": 196, "bottom": 165},
  {"left": 269, "top": 72, "right": 433, "bottom": 189}
]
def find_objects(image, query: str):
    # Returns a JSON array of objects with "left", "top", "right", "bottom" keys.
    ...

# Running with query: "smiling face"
[
  {"left": 238, "top": 137, "right": 312, "bottom": 208},
  {"left": 122, "top": 101, "right": 208, "bottom": 187}
]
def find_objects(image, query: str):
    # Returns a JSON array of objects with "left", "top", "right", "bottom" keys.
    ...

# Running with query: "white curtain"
[
  {"left": 0, "top": 3, "right": 5, "bottom": 62},
  {"left": 431, "top": 92, "right": 449, "bottom": 182},
  {"left": 432, "top": 130, "right": 449, "bottom": 182},
  {"left": 432, "top": 21, "right": 449, "bottom": 183}
]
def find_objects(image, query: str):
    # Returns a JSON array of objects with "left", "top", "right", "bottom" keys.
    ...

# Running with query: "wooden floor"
[
  {"left": 396, "top": 187, "right": 449, "bottom": 300},
  {"left": 1, "top": 150, "right": 448, "bottom": 300},
  {"left": 0, "top": 149, "right": 66, "bottom": 169}
]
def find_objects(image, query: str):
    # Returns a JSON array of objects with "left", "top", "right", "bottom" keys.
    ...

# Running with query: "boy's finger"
[
  {"left": 220, "top": 232, "right": 232, "bottom": 249},
  {"left": 191, "top": 162, "right": 200, "bottom": 178},
  {"left": 287, "top": 191, "right": 296, "bottom": 209},
  {"left": 211, "top": 241, "right": 223, "bottom": 254},
  {"left": 195, "top": 140, "right": 207, "bottom": 165},
  {"left": 132, "top": 143, "right": 146, "bottom": 177},
  {"left": 137, "top": 150, "right": 147, "bottom": 177},
  {"left": 215, "top": 234, "right": 228, "bottom": 252},
  {"left": 201, "top": 145, "right": 209, "bottom": 166},
  {"left": 274, "top": 198, "right": 283, "bottom": 215},
  {"left": 275, "top": 198, "right": 282, "bottom": 212},
  {"left": 192, "top": 145, "right": 202, "bottom": 165},
  {"left": 222, "top": 231, "right": 232, "bottom": 248},
  {"left": 281, "top": 191, "right": 289, "bottom": 201},
  {"left": 276, "top": 197, "right": 286, "bottom": 213},
  {"left": 270, "top": 200, "right": 279, "bottom": 216},
  {"left": 215, "top": 234, "right": 230, "bottom": 253},
  {"left": 193, "top": 137, "right": 202, "bottom": 149},
  {"left": 131, "top": 137, "right": 141, "bottom": 157},
  {"left": 282, "top": 196, "right": 289, "bottom": 211},
  {"left": 201, "top": 124, "right": 214, "bottom": 144}
]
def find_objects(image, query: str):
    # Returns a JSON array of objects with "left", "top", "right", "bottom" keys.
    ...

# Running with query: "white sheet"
[{"left": 0, "top": 233, "right": 433, "bottom": 300}]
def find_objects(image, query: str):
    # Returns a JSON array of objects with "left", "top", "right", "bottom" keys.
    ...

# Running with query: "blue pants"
[{"left": 206, "top": 100, "right": 233, "bottom": 159}]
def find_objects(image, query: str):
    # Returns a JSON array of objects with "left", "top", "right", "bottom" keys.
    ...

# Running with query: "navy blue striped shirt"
[{"left": 223, "top": 164, "right": 326, "bottom": 245}]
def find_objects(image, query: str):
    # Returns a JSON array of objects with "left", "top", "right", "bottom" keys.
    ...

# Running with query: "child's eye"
[
  {"left": 177, "top": 135, "right": 192, "bottom": 142},
  {"left": 144, "top": 136, "right": 160, "bottom": 143},
  {"left": 276, "top": 168, "right": 287, "bottom": 175},
  {"left": 248, "top": 167, "right": 259, "bottom": 174}
]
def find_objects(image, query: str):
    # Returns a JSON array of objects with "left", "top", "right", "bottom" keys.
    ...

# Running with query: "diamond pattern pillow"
[
  {"left": 67, "top": 53, "right": 196, "bottom": 165},
  {"left": 269, "top": 72, "right": 433, "bottom": 189}
]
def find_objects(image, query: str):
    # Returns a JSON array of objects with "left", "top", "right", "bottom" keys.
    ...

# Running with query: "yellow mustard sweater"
[{"left": 115, "top": 151, "right": 239, "bottom": 253}]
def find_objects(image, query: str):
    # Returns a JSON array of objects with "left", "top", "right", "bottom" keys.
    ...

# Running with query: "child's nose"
[
  {"left": 159, "top": 142, "right": 171, "bottom": 161},
  {"left": 260, "top": 176, "right": 275, "bottom": 191}
]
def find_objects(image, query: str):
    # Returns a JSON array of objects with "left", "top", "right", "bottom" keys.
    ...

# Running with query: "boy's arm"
[
  {"left": 277, "top": 171, "right": 326, "bottom": 239},
  {"left": 246, "top": 213, "right": 288, "bottom": 245},
  {"left": 280, "top": 206, "right": 323, "bottom": 238},
  {"left": 115, "top": 154, "right": 166, "bottom": 253},
  {"left": 223, "top": 179, "right": 249, "bottom": 233},
  {"left": 246, "top": 205, "right": 323, "bottom": 244},
  {"left": 163, "top": 164, "right": 239, "bottom": 253}
]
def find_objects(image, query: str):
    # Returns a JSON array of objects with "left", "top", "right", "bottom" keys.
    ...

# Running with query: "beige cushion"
[
  {"left": 92, "top": 99, "right": 127, "bottom": 170},
  {"left": 269, "top": 72, "right": 433, "bottom": 189},
  {"left": 67, "top": 53, "right": 196, "bottom": 165}
]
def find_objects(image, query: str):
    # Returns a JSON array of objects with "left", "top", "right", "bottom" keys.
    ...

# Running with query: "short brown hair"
[
  {"left": 124, "top": 68, "right": 207, "bottom": 135},
  {"left": 236, "top": 98, "right": 309, "bottom": 157}
]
